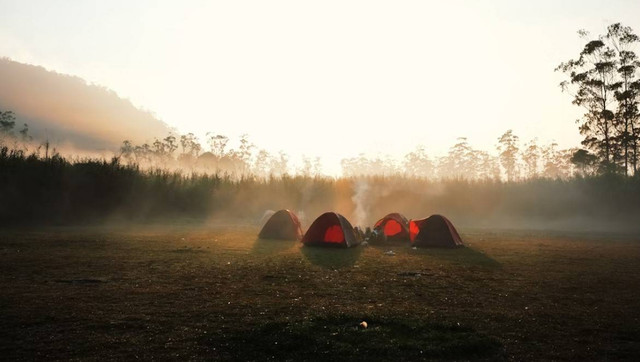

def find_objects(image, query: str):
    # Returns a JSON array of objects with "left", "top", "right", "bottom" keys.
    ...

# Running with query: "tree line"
[
  {"left": 341, "top": 131, "right": 579, "bottom": 180},
  {"left": 118, "top": 132, "right": 318, "bottom": 178},
  {"left": 0, "top": 110, "right": 614, "bottom": 181},
  {"left": 117, "top": 128, "right": 582, "bottom": 180}
]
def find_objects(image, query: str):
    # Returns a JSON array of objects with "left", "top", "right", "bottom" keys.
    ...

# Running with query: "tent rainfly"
[
  {"left": 410, "top": 214, "right": 463, "bottom": 248},
  {"left": 258, "top": 209, "right": 303, "bottom": 240},
  {"left": 373, "top": 212, "right": 410, "bottom": 241},
  {"left": 301, "top": 212, "right": 360, "bottom": 248}
]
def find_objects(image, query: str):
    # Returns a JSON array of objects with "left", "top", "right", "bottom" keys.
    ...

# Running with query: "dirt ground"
[{"left": 1, "top": 224, "right": 639, "bottom": 360}]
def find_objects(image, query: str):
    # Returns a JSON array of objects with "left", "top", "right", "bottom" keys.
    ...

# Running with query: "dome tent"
[
  {"left": 410, "top": 214, "right": 463, "bottom": 248},
  {"left": 258, "top": 209, "right": 303, "bottom": 240},
  {"left": 301, "top": 212, "right": 360, "bottom": 248},
  {"left": 258, "top": 209, "right": 276, "bottom": 226},
  {"left": 373, "top": 212, "right": 410, "bottom": 241}
]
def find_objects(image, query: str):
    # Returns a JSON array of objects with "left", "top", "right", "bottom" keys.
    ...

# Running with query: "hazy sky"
[{"left": 1, "top": 0, "right": 639, "bottom": 174}]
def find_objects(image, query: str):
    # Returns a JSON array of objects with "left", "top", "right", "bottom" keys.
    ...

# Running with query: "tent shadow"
[
  {"left": 250, "top": 238, "right": 299, "bottom": 256},
  {"left": 366, "top": 241, "right": 501, "bottom": 268},
  {"left": 301, "top": 245, "right": 363, "bottom": 270},
  {"left": 410, "top": 246, "right": 501, "bottom": 268}
]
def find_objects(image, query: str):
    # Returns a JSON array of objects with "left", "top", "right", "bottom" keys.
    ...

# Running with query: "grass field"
[{"left": 1, "top": 224, "right": 640, "bottom": 360}]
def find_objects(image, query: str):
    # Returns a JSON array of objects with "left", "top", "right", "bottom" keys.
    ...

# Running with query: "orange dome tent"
[
  {"left": 410, "top": 214, "right": 463, "bottom": 248},
  {"left": 373, "top": 213, "right": 410, "bottom": 241},
  {"left": 301, "top": 212, "right": 360, "bottom": 248},
  {"left": 258, "top": 209, "right": 303, "bottom": 240}
]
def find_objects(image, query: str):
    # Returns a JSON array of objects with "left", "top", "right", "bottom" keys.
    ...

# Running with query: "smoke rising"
[{"left": 351, "top": 179, "right": 370, "bottom": 227}]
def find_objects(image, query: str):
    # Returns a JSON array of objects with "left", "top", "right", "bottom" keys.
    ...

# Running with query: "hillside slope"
[{"left": 0, "top": 57, "right": 170, "bottom": 151}]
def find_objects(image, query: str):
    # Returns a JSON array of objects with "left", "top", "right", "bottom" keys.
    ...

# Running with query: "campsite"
[
  {"left": 3, "top": 2, "right": 640, "bottom": 360},
  {"left": 2, "top": 223, "right": 640, "bottom": 360}
]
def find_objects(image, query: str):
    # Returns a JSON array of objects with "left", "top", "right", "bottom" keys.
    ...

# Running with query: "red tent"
[
  {"left": 410, "top": 214, "right": 463, "bottom": 248},
  {"left": 301, "top": 212, "right": 360, "bottom": 248},
  {"left": 409, "top": 218, "right": 427, "bottom": 242},
  {"left": 373, "top": 213, "right": 410, "bottom": 241},
  {"left": 258, "top": 209, "right": 303, "bottom": 240}
]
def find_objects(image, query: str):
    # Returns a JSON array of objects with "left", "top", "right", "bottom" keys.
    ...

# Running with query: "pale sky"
[{"left": 1, "top": 0, "right": 640, "bottom": 174}]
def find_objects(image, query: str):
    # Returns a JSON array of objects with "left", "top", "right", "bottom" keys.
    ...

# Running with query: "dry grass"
[{"left": 1, "top": 225, "right": 639, "bottom": 360}]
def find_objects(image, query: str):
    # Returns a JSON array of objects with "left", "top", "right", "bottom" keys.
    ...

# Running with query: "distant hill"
[{"left": 0, "top": 57, "right": 171, "bottom": 151}]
